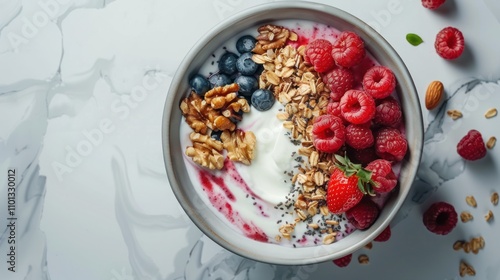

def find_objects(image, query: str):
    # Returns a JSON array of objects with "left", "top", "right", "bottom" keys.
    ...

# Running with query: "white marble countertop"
[{"left": 1, "top": 0, "right": 500, "bottom": 279}]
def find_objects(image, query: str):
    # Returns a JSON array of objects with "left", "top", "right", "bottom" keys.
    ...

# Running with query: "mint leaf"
[{"left": 406, "top": 33, "right": 424, "bottom": 46}]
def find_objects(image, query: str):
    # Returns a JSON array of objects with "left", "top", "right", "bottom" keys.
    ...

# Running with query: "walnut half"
[
  {"left": 221, "top": 129, "right": 256, "bottom": 165},
  {"left": 185, "top": 132, "right": 224, "bottom": 170}
]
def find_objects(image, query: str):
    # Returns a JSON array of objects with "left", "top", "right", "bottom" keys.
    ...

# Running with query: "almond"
[{"left": 425, "top": 80, "right": 444, "bottom": 110}]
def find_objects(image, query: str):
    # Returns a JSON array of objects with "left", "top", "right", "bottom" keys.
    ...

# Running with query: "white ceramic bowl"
[{"left": 162, "top": 1, "right": 423, "bottom": 265}]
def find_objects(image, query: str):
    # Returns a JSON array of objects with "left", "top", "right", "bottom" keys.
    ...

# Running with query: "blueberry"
[
  {"left": 189, "top": 74, "right": 211, "bottom": 96},
  {"left": 236, "top": 52, "right": 258, "bottom": 75},
  {"left": 228, "top": 110, "right": 243, "bottom": 123},
  {"left": 236, "top": 35, "right": 256, "bottom": 54},
  {"left": 251, "top": 89, "right": 275, "bottom": 111},
  {"left": 234, "top": 75, "right": 258, "bottom": 98},
  {"left": 211, "top": 130, "right": 222, "bottom": 141},
  {"left": 208, "top": 73, "right": 232, "bottom": 87},
  {"left": 218, "top": 52, "right": 239, "bottom": 75}
]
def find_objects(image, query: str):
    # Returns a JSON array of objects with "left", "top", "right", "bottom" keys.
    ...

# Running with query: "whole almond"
[{"left": 425, "top": 81, "right": 444, "bottom": 110}]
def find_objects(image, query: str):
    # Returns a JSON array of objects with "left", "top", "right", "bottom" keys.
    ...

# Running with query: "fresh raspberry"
[
  {"left": 352, "top": 56, "right": 376, "bottom": 84},
  {"left": 331, "top": 31, "right": 365, "bottom": 68},
  {"left": 374, "top": 225, "right": 391, "bottom": 242},
  {"left": 435, "top": 27, "right": 465, "bottom": 60},
  {"left": 345, "top": 123, "right": 374, "bottom": 150},
  {"left": 422, "top": 0, "right": 446, "bottom": 9},
  {"left": 365, "top": 159, "right": 397, "bottom": 193},
  {"left": 326, "top": 101, "right": 348, "bottom": 124},
  {"left": 347, "top": 146, "right": 378, "bottom": 166},
  {"left": 374, "top": 96, "right": 402, "bottom": 128},
  {"left": 362, "top": 66, "right": 396, "bottom": 99},
  {"left": 312, "top": 115, "right": 346, "bottom": 153},
  {"left": 340, "top": 90, "right": 376, "bottom": 125},
  {"left": 323, "top": 68, "right": 355, "bottom": 101},
  {"left": 375, "top": 127, "right": 408, "bottom": 162},
  {"left": 456, "top": 129, "right": 487, "bottom": 161},
  {"left": 346, "top": 198, "right": 380, "bottom": 230},
  {"left": 333, "top": 254, "right": 352, "bottom": 267},
  {"left": 305, "top": 39, "right": 336, "bottom": 73},
  {"left": 423, "top": 201, "right": 458, "bottom": 235},
  {"left": 326, "top": 101, "right": 341, "bottom": 117}
]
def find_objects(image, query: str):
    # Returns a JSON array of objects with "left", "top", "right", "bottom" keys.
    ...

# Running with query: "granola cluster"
[
  {"left": 180, "top": 83, "right": 256, "bottom": 169},
  {"left": 251, "top": 26, "right": 344, "bottom": 244}
]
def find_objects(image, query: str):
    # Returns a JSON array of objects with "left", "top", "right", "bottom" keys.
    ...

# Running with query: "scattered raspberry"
[
  {"left": 435, "top": 27, "right": 465, "bottom": 60},
  {"left": 305, "top": 39, "right": 336, "bottom": 73},
  {"left": 331, "top": 31, "right": 365, "bottom": 68},
  {"left": 422, "top": 0, "right": 446, "bottom": 9},
  {"left": 375, "top": 127, "right": 408, "bottom": 162},
  {"left": 457, "top": 129, "right": 487, "bottom": 161},
  {"left": 345, "top": 123, "right": 374, "bottom": 150},
  {"left": 366, "top": 159, "right": 397, "bottom": 193},
  {"left": 340, "top": 90, "right": 376, "bottom": 125},
  {"left": 374, "top": 96, "right": 402, "bottom": 128},
  {"left": 312, "top": 115, "right": 346, "bottom": 153},
  {"left": 333, "top": 254, "right": 352, "bottom": 267},
  {"left": 346, "top": 198, "right": 380, "bottom": 230},
  {"left": 347, "top": 146, "right": 378, "bottom": 166},
  {"left": 374, "top": 225, "right": 391, "bottom": 242},
  {"left": 323, "top": 68, "right": 355, "bottom": 101},
  {"left": 423, "top": 201, "right": 458, "bottom": 235},
  {"left": 362, "top": 66, "right": 396, "bottom": 99}
]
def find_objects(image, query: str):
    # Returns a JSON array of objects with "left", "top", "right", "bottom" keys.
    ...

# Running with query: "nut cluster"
[{"left": 180, "top": 83, "right": 255, "bottom": 169}]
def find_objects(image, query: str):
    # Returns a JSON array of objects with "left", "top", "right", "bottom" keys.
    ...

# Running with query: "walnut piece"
[
  {"left": 204, "top": 83, "right": 250, "bottom": 131},
  {"left": 180, "top": 92, "right": 212, "bottom": 134},
  {"left": 181, "top": 84, "right": 250, "bottom": 133},
  {"left": 204, "top": 83, "right": 240, "bottom": 109},
  {"left": 185, "top": 132, "right": 224, "bottom": 170},
  {"left": 220, "top": 129, "right": 256, "bottom": 165}
]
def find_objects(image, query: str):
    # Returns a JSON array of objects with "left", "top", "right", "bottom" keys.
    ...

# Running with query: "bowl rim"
[{"left": 162, "top": 1, "right": 424, "bottom": 265}]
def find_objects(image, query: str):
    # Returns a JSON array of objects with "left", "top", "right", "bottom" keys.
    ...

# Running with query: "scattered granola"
[
  {"left": 456, "top": 236, "right": 485, "bottom": 255},
  {"left": 459, "top": 260, "right": 476, "bottom": 277},
  {"left": 465, "top": 195, "right": 477, "bottom": 208},
  {"left": 484, "top": 108, "right": 497, "bottom": 119},
  {"left": 358, "top": 254, "right": 370, "bottom": 265},
  {"left": 446, "top": 109, "right": 462, "bottom": 120},
  {"left": 453, "top": 240, "right": 465, "bottom": 251},
  {"left": 460, "top": 211, "right": 473, "bottom": 223},
  {"left": 486, "top": 136, "right": 496, "bottom": 149},
  {"left": 491, "top": 192, "right": 499, "bottom": 206},
  {"left": 484, "top": 210, "right": 494, "bottom": 222}
]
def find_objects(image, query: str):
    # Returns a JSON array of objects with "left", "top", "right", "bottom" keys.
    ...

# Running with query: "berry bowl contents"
[{"left": 162, "top": 2, "right": 423, "bottom": 265}]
